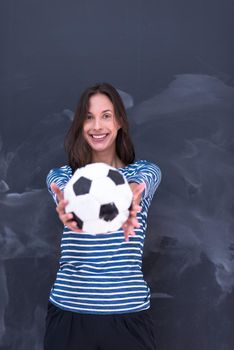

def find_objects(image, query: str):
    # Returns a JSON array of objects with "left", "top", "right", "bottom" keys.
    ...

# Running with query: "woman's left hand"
[{"left": 121, "top": 182, "right": 145, "bottom": 242}]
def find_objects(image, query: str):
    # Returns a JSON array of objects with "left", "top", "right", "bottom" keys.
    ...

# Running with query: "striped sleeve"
[
  {"left": 128, "top": 160, "right": 162, "bottom": 201},
  {"left": 46, "top": 165, "right": 73, "bottom": 205}
]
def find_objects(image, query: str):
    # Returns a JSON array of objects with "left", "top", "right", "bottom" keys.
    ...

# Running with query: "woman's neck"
[{"left": 91, "top": 152, "right": 125, "bottom": 168}]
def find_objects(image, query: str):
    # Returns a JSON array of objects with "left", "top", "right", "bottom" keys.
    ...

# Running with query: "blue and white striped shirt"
[{"left": 46, "top": 159, "right": 162, "bottom": 314}]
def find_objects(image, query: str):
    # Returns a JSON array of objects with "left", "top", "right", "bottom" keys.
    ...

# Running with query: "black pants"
[{"left": 44, "top": 301, "right": 157, "bottom": 350}]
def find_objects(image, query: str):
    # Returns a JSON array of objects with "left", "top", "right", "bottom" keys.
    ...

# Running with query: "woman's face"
[{"left": 82, "top": 93, "right": 121, "bottom": 154}]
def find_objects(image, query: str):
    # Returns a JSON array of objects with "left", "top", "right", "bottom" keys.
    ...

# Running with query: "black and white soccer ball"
[{"left": 64, "top": 162, "right": 133, "bottom": 234}]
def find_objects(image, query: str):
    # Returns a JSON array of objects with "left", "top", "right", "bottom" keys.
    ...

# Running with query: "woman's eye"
[{"left": 103, "top": 114, "right": 111, "bottom": 119}]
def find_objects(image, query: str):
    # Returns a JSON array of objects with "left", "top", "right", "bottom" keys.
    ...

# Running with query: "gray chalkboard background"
[{"left": 1, "top": 1, "right": 234, "bottom": 349}]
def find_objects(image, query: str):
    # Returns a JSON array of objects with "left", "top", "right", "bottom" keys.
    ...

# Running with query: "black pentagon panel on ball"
[
  {"left": 73, "top": 176, "right": 92, "bottom": 196},
  {"left": 71, "top": 212, "right": 83, "bottom": 230},
  {"left": 99, "top": 202, "right": 119, "bottom": 221},
  {"left": 107, "top": 169, "right": 125, "bottom": 185}
]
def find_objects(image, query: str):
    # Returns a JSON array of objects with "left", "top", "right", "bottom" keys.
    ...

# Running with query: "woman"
[{"left": 44, "top": 82, "right": 162, "bottom": 350}]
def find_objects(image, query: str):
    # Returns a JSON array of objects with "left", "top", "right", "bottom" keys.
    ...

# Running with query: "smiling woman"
[
  {"left": 64, "top": 83, "right": 135, "bottom": 170},
  {"left": 43, "top": 82, "right": 162, "bottom": 350},
  {"left": 82, "top": 94, "right": 122, "bottom": 163}
]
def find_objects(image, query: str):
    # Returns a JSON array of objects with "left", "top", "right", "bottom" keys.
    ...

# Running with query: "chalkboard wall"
[{"left": 1, "top": 1, "right": 233, "bottom": 349}]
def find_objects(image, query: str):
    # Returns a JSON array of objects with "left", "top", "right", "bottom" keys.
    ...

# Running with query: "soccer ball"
[{"left": 63, "top": 162, "right": 133, "bottom": 234}]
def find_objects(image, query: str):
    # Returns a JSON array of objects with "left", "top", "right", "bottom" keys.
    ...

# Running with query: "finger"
[
  {"left": 68, "top": 226, "right": 83, "bottom": 233},
  {"left": 124, "top": 223, "right": 136, "bottom": 241},
  {"left": 121, "top": 221, "right": 129, "bottom": 240},
  {"left": 133, "top": 183, "right": 145, "bottom": 200},
  {"left": 59, "top": 199, "right": 69, "bottom": 210},
  {"left": 57, "top": 199, "right": 69, "bottom": 214},
  {"left": 124, "top": 229, "right": 129, "bottom": 242},
  {"left": 122, "top": 223, "right": 127, "bottom": 230},
  {"left": 60, "top": 212, "right": 74, "bottom": 223},
  {"left": 131, "top": 204, "right": 142, "bottom": 212},
  {"left": 127, "top": 213, "right": 140, "bottom": 228},
  {"left": 128, "top": 224, "right": 136, "bottom": 237},
  {"left": 130, "top": 211, "right": 140, "bottom": 218},
  {"left": 134, "top": 203, "right": 142, "bottom": 211},
  {"left": 130, "top": 205, "right": 141, "bottom": 216},
  {"left": 50, "top": 182, "right": 64, "bottom": 202},
  {"left": 132, "top": 217, "right": 140, "bottom": 228},
  {"left": 66, "top": 222, "right": 83, "bottom": 233},
  {"left": 133, "top": 183, "right": 145, "bottom": 199}
]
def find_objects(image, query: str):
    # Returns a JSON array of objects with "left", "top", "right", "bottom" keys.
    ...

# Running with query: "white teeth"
[{"left": 92, "top": 134, "right": 107, "bottom": 139}]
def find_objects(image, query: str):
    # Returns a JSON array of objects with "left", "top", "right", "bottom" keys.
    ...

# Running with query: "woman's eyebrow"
[
  {"left": 102, "top": 109, "right": 112, "bottom": 113},
  {"left": 87, "top": 109, "right": 113, "bottom": 115}
]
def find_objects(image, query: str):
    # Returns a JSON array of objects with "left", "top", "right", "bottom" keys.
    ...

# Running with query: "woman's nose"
[{"left": 93, "top": 117, "right": 102, "bottom": 130}]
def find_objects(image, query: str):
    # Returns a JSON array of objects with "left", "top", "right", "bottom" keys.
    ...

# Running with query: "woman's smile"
[
  {"left": 83, "top": 93, "right": 121, "bottom": 153},
  {"left": 89, "top": 133, "right": 109, "bottom": 141}
]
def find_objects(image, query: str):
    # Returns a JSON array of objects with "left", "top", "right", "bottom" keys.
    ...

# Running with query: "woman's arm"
[
  {"left": 121, "top": 182, "right": 145, "bottom": 242},
  {"left": 128, "top": 160, "right": 162, "bottom": 202},
  {"left": 46, "top": 166, "right": 82, "bottom": 232},
  {"left": 46, "top": 166, "right": 72, "bottom": 205}
]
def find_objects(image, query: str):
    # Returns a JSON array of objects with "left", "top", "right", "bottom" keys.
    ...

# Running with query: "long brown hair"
[{"left": 64, "top": 82, "right": 135, "bottom": 171}]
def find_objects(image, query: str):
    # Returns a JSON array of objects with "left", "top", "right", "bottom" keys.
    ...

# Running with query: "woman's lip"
[
  {"left": 90, "top": 134, "right": 108, "bottom": 138},
  {"left": 89, "top": 133, "right": 109, "bottom": 141}
]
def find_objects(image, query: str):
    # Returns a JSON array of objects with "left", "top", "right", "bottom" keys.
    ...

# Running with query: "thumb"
[
  {"left": 133, "top": 182, "right": 145, "bottom": 197},
  {"left": 50, "top": 182, "right": 64, "bottom": 202}
]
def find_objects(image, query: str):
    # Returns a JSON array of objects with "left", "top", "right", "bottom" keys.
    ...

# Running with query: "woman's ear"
[{"left": 117, "top": 120, "right": 122, "bottom": 130}]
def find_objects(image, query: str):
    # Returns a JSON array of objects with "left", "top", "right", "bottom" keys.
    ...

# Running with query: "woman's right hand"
[{"left": 50, "top": 182, "right": 83, "bottom": 233}]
